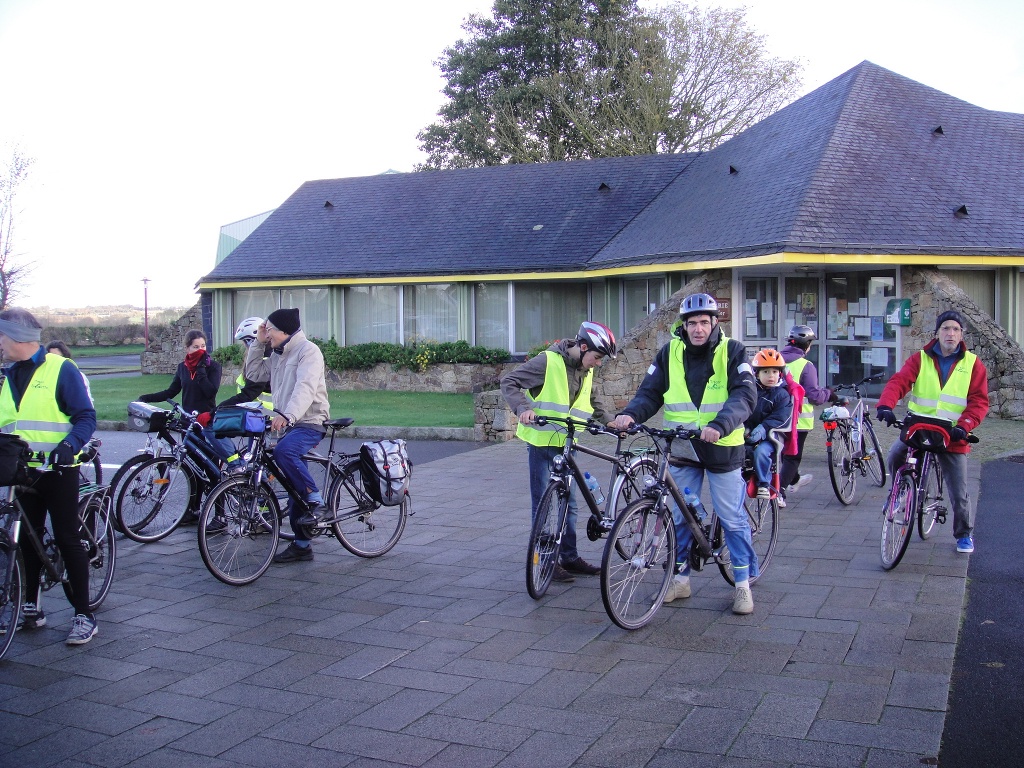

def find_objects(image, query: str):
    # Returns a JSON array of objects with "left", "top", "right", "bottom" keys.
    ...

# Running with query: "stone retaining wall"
[{"left": 140, "top": 304, "right": 204, "bottom": 375}]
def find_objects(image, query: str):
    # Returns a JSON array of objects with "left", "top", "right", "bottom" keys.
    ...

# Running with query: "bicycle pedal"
[{"left": 937, "top": 512, "right": 947, "bottom": 524}]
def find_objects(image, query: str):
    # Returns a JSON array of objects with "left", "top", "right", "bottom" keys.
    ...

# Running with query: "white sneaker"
[
  {"left": 777, "top": 495, "right": 787, "bottom": 508},
  {"left": 663, "top": 575, "right": 691, "bottom": 604},
  {"left": 788, "top": 474, "right": 814, "bottom": 493},
  {"left": 733, "top": 585, "right": 754, "bottom": 615}
]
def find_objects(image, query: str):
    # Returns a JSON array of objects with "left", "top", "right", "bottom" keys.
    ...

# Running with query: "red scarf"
[{"left": 184, "top": 349, "right": 206, "bottom": 379}]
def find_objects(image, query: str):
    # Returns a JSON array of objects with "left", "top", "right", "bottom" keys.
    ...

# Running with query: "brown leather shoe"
[
  {"left": 552, "top": 564, "right": 575, "bottom": 582},
  {"left": 561, "top": 556, "right": 600, "bottom": 576}
]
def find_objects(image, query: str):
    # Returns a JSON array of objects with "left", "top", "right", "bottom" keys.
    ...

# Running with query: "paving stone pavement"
[{"left": 0, "top": 435, "right": 978, "bottom": 768}]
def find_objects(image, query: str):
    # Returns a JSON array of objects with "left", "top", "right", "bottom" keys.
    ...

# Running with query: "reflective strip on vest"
[
  {"left": 0, "top": 353, "right": 75, "bottom": 464},
  {"left": 786, "top": 357, "right": 816, "bottom": 430},
  {"left": 663, "top": 337, "right": 744, "bottom": 447},
  {"left": 908, "top": 350, "right": 975, "bottom": 422},
  {"left": 515, "top": 351, "right": 595, "bottom": 448},
  {"left": 235, "top": 373, "right": 274, "bottom": 411}
]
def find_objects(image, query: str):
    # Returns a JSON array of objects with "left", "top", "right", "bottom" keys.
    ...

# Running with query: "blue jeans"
[
  {"left": 527, "top": 444, "right": 580, "bottom": 562},
  {"left": 275, "top": 426, "right": 325, "bottom": 543},
  {"left": 200, "top": 427, "right": 241, "bottom": 466},
  {"left": 668, "top": 464, "right": 757, "bottom": 583},
  {"left": 749, "top": 441, "right": 774, "bottom": 485}
]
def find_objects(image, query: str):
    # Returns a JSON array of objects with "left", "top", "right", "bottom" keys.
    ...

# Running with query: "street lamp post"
[{"left": 142, "top": 278, "right": 150, "bottom": 351}]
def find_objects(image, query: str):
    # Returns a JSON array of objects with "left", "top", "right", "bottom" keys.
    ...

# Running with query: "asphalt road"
[
  {"left": 77, "top": 354, "right": 140, "bottom": 371},
  {"left": 940, "top": 456, "right": 1024, "bottom": 767}
]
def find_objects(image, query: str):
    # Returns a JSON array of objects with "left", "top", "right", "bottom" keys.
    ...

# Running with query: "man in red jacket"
[{"left": 876, "top": 310, "right": 989, "bottom": 553}]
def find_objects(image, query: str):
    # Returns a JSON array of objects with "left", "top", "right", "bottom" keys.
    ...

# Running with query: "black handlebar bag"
[
  {"left": 900, "top": 413, "right": 952, "bottom": 453},
  {"left": 0, "top": 433, "right": 32, "bottom": 486}
]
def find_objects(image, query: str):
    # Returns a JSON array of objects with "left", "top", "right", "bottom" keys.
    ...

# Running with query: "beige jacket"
[{"left": 244, "top": 330, "right": 329, "bottom": 429}]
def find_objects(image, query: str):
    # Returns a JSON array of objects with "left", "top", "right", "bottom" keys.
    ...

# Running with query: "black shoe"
[
  {"left": 295, "top": 503, "right": 322, "bottom": 527},
  {"left": 552, "top": 564, "right": 575, "bottom": 582},
  {"left": 561, "top": 556, "right": 600, "bottom": 576},
  {"left": 273, "top": 542, "right": 314, "bottom": 563},
  {"left": 178, "top": 511, "right": 200, "bottom": 526}
]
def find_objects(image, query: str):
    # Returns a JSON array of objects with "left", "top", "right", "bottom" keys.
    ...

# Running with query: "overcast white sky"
[{"left": 1, "top": 0, "right": 1021, "bottom": 310}]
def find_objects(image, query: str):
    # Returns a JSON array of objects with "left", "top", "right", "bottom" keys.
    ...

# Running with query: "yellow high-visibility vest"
[
  {"left": 663, "top": 337, "right": 744, "bottom": 447},
  {"left": 515, "top": 351, "right": 594, "bottom": 448},
  {"left": 908, "top": 350, "right": 976, "bottom": 422},
  {"left": 0, "top": 353, "right": 76, "bottom": 466},
  {"left": 787, "top": 357, "right": 816, "bottom": 430}
]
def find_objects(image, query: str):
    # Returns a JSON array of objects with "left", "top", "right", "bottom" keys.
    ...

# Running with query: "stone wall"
[
  {"left": 140, "top": 303, "right": 204, "bottom": 375},
  {"left": 900, "top": 267, "right": 1024, "bottom": 419},
  {"left": 473, "top": 270, "right": 733, "bottom": 442}
]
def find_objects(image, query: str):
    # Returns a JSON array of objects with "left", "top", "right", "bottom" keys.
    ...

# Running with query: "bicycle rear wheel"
[
  {"left": 64, "top": 491, "right": 116, "bottom": 611},
  {"left": 716, "top": 495, "right": 779, "bottom": 586},
  {"left": 526, "top": 482, "right": 568, "bottom": 600},
  {"left": 600, "top": 498, "right": 675, "bottom": 630},
  {"left": 917, "top": 458, "right": 944, "bottom": 540},
  {"left": 78, "top": 455, "right": 103, "bottom": 487},
  {"left": 862, "top": 419, "right": 886, "bottom": 487},
  {"left": 115, "top": 457, "right": 194, "bottom": 543},
  {"left": 881, "top": 473, "right": 915, "bottom": 570},
  {"left": 827, "top": 425, "right": 857, "bottom": 505},
  {"left": 107, "top": 454, "right": 152, "bottom": 533},
  {"left": 0, "top": 537, "right": 24, "bottom": 660},
  {"left": 329, "top": 461, "right": 407, "bottom": 557},
  {"left": 198, "top": 477, "right": 280, "bottom": 586}
]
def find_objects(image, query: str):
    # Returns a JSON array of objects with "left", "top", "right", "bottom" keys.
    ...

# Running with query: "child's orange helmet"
[{"left": 752, "top": 348, "right": 786, "bottom": 370}]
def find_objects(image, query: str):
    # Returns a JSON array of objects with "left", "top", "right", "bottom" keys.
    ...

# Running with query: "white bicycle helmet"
[
  {"left": 679, "top": 293, "right": 719, "bottom": 319},
  {"left": 576, "top": 321, "right": 617, "bottom": 358},
  {"left": 234, "top": 317, "right": 263, "bottom": 345}
]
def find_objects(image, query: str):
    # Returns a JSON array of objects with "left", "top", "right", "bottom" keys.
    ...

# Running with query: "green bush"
[{"left": 211, "top": 339, "right": 510, "bottom": 373}]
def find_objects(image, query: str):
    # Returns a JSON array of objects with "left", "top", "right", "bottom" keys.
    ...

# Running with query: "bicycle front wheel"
[
  {"left": 526, "top": 481, "right": 568, "bottom": 600},
  {"left": 198, "top": 477, "right": 280, "bottom": 586},
  {"left": 116, "top": 457, "right": 194, "bottom": 543},
  {"left": 64, "top": 491, "right": 116, "bottom": 611},
  {"left": 881, "top": 473, "right": 915, "bottom": 570},
  {"left": 862, "top": 419, "right": 886, "bottom": 487},
  {"left": 917, "top": 458, "right": 944, "bottom": 540},
  {"left": 716, "top": 495, "right": 779, "bottom": 586},
  {"left": 329, "top": 461, "right": 407, "bottom": 557},
  {"left": 0, "top": 543, "right": 24, "bottom": 661},
  {"left": 827, "top": 425, "right": 857, "bottom": 505},
  {"left": 600, "top": 498, "right": 675, "bottom": 630},
  {"left": 78, "top": 455, "right": 103, "bottom": 487}
]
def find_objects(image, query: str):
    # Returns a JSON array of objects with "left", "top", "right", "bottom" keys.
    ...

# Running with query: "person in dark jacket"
[
  {"left": 0, "top": 308, "right": 99, "bottom": 644},
  {"left": 779, "top": 325, "right": 834, "bottom": 500},
  {"left": 745, "top": 349, "right": 793, "bottom": 500},
  {"left": 610, "top": 293, "right": 758, "bottom": 615}
]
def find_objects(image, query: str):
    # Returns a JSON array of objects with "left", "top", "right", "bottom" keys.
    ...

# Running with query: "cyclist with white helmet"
[
  {"left": 501, "top": 320, "right": 618, "bottom": 582},
  {"left": 610, "top": 293, "right": 758, "bottom": 615},
  {"left": 215, "top": 317, "right": 273, "bottom": 411},
  {"left": 779, "top": 324, "right": 834, "bottom": 500}
]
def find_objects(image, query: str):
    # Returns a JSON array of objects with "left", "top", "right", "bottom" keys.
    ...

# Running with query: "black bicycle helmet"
[
  {"left": 679, "top": 293, "right": 719, "bottom": 319},
  {"left": 788, "top": 324, "right": 816, "bottom": 346},
  {"left": 576, "top": 321, "right": 617, "bottom": 358}
]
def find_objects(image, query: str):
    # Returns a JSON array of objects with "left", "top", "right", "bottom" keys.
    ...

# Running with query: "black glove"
[
  {"left": 49, "top": 440, "right": 76, "bottom": 467},
  {"left": 950, "top": 426, "right": 968, "bottom": 443},
  {"left": 876, "top": 407, "right": 897, "bottom": 427},
  {"left": 203, "top": 353, "right": 211, "bottom": 367}
]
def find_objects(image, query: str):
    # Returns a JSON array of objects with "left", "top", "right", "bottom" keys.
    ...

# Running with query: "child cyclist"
[{"left": 745, "top": 349, "right": 793, "bottom": 500}]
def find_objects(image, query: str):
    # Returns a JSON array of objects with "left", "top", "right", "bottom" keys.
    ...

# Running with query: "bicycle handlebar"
[
  {"left": 833, "top": 373, "right": 883, "bottom": 390},
  {"left": 887, "top": 418, "right": 980, "bottom": 443},
  {"left": 533, "top": 415, "right": 642, "bottom": 439}
]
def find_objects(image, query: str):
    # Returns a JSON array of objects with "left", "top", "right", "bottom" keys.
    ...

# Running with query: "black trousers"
[
  {"left": 779, "top": 430, "right": 810, "bottom": 490},
  {"left": 20, "top": 466, "right": 92, "bottom": 616}
]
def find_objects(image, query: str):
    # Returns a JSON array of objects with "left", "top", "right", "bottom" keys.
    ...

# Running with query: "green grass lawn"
[{"left": 89, "top": 374, "right": 475, "bottom": 427}]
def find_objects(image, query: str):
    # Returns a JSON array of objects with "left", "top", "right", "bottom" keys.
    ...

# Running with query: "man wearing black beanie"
[
  {"left": 876, "top": 309, "right": 988, "bottom": 554},
  {"left": 244, "top": 308, "right": 330, "bottom": 562}
]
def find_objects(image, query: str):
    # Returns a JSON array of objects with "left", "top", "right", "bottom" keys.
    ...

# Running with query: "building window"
[
  {"left": 514, "top": 283, "right": 587, "bottom": 354},
  {"left": 623, "top": 278, "right": 665, "bottom": 334},
  {"left": 404, "top": 284, "right": 459, "bottom": 343},
  {"left": 281, "top": 288, "right": 330, "bottom": 340},
  {"left": 823, "top": 272, "right": 897, "bottom": 397},
  {"left": 474, "top": 282, "right": 509, "bottom": 349},
  {"left": 233, "top": 290, "right": 278, "bottom": 331},
  {"left": 345, "top": 285, "right": 399, "bottom": 344},
  {"left": 742, "top": 278, "right": 778, "bottom": 340}
]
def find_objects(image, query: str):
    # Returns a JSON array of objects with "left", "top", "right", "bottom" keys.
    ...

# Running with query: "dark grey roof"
[
  {"left": 203, "top": 154, "right": 693, "bottom": 283},
  {"left": 202, "top": 61, "right": 1024, "bottom": 287},
  {"left": 593, "top": 61, "right": 1024, "bottom": 266}
]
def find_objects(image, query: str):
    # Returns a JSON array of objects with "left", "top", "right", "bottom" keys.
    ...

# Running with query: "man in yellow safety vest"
[
  {"left": 876, "top": 310, "right": 989, "bottom": 554},
  {"left": 501, "top": 321, "right": 618, "bottom": 584},
  {"left": 610, "top": 293, "right": 758, "bottom": 615}
]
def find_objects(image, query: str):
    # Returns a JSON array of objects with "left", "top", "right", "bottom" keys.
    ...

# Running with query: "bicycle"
[
  {"left": 197, "top": 415, "right": 411, "bottom": 586},
  {"left": 109, "top": 401, "right": 190, "bottom": 502},
  {"left": 879, "top": 414, "right": 977, "bottom": 570},
  {"left": 0, "top": 442, "right": 116, "bottom": 660},
  {"left": 821, "top": 375, "right": 887, "bottom": 504},
  {"left": 599, "top": 424, "right": 778, "bottom": 630},
  {"left": 525, "top": 415, "right": 661, "bottom": 600},
  {"left": 114, "top": 401, "right": 232, "bottom": 542}
]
